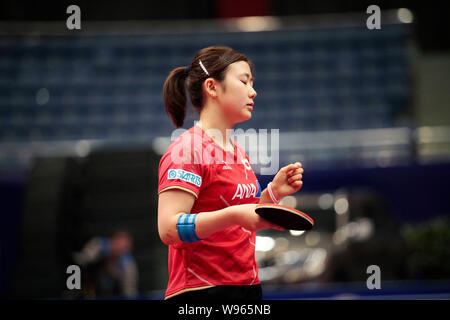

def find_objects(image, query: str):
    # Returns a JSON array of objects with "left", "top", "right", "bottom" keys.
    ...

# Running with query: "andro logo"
[
  {"left": 168, "top": 169, "right": 202, "bottom": 187},
  {"left": 232, "top": 183, "right": 258, "bottom": 200}
]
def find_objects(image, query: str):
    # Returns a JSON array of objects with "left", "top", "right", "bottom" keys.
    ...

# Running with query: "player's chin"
[
  {"left": 242, "top": 108, "right": 253, "bottom": 120},
  {"left": 235, "top": 111, "right": 252, "bottom": 123}
]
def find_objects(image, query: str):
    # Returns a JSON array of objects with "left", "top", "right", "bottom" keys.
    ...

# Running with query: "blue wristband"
[{"left": 177, "top": 214, "right": 202, "bottom": 243}]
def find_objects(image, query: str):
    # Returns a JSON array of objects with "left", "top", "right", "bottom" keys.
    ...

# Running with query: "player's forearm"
[
  {"left": 163, "top": 207, "right": 237, "bottom": 245},
  {"left": 194, "top": 207, "right": 237, "bottom": 239}
]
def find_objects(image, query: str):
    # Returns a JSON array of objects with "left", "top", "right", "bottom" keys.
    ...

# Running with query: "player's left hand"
[{"left": 271, "top": 162, "right": 303, "bottom": 200}]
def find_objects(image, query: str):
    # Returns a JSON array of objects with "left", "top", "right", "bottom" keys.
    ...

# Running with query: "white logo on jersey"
[
  {"left": 232, "top": 183, "right": 257, "bottom": 200},
  {"left": 168, "top": 169, "right": 202, "bottom": 187},
  {"left": 222, "top": 161, "right": 232, "bottom": 170},
  {"left": 242, "top": 159, "right": 252, "bottom": 171}
]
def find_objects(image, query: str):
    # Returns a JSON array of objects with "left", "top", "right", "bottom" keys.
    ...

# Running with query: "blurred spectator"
[{"left": 73, "top": 230, "right": 138, "bottom": 298}]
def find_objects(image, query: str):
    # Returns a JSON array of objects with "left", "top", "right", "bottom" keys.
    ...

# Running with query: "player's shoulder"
[{"left": 159, "top": 126, "right": 209, "bottom": 165}]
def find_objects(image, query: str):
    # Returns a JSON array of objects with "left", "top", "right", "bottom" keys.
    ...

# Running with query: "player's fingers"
[
  {"left": 259, "top": 217, "right": 284, "bottom": 231},
  {"left": 286, "top": 162, "right": 303, "bottom": 175},
  {"left": 288, "top": 173, "right": 302, "bottom": 184},
  {"left": 269, "top": 223, "right": 285, "bottom": 231},
  {"left": 282, "top": 163, "right": 297, "bottom": 173},
  {"left": 290, "top": 180, "right": 303, "bottom": 189},
  {"left": 288, "top": 168, "right": 303, "bottom": 176}
]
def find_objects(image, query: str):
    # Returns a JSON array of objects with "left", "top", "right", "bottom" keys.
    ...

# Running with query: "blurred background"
[{"left": 1, "top": 0, "right": 449, "bottom": 300}]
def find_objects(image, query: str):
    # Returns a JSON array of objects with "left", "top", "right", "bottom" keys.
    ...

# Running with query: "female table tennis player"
[{"left": 158, "top": 46, "right": 303, "bottom": 300}]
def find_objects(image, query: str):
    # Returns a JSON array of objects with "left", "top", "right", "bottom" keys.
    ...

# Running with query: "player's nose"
[{"left": 249, "top": 87, "right": 257, "bottom": 99}]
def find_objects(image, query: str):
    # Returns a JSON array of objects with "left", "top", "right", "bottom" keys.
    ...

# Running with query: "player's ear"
[{"left": 203, "top": 78, "right": 218, "bottom": 98}]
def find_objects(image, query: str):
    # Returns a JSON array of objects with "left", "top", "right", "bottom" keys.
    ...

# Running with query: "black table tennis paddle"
[{"left": 255, "top": 203, "right": 314, "bottom": 231}]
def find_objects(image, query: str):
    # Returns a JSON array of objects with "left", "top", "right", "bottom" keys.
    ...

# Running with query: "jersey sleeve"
[{"left": 158, "top": 138, "right": 206, "bottom": 199}]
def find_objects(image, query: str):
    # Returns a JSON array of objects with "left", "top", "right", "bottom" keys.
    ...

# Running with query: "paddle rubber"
[{"left": 255, "top": 203, "right": 314, "bottom": 231}]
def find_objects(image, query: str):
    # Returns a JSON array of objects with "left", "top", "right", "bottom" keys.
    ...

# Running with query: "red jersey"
[{"left": 158, "top": 125, "right": 261, "bottom": 299}]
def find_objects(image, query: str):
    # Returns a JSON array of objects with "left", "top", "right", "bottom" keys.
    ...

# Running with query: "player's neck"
[{"left": 197, "top": 108, "right": 235, "bottom": 152}]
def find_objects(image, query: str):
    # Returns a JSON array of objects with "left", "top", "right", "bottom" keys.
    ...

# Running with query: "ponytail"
[{"left": 163, "top": 66, "right": 188, "bottom": 128}]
